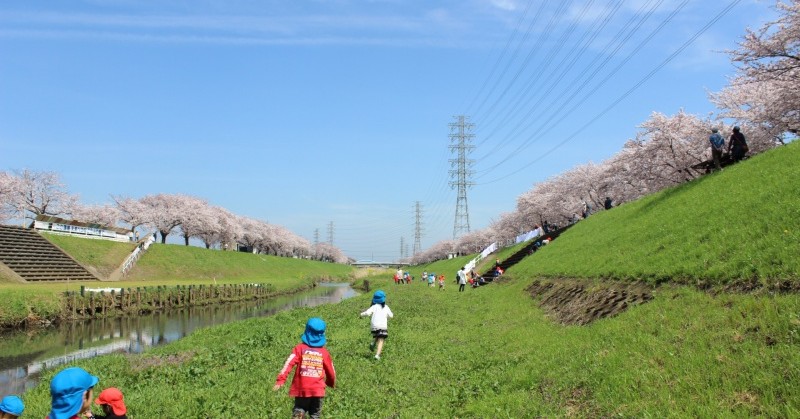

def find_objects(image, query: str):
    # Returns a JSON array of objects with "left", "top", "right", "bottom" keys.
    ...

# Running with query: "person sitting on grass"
[
  {"left": 360, "top": 290, "right": 394, "bottom": 360},
  {"left": 0, "top": 395, "right": 24, "bottom": 419},
  {"left": 85, "top": 387, "right": 127, "bottom": 419},
  {"left": 273, "top": 317, "right": 336, "bottom": 419},
  {"left": 47, "top": 367, "right": 99, "bottom": 419}
]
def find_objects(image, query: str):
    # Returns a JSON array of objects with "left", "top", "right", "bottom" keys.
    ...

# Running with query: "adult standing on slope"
[
  {"left": 457, "top": 267, "right": 467, "bottom": 292},
  {"left": 709, "top": 127, "right": 726, "bottom": 171},
  {"left": 728, "top": 126, "right": 749, "bottom": 162}
]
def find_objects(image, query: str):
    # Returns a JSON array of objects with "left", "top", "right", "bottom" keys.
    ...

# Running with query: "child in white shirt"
[{"left": 360, "top": 290, "right": 394, "bottom": 360}]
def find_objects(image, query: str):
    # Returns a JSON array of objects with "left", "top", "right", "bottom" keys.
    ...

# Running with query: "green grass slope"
[
  {"left": 514, "top": 141, "right": 800, "bottom": 286},
  {"left": 19, "top": 277, "right": 800, "bottom": 417},
  {"left": 40, "top": 233, "right": 136, "bottom": 279},
  {"left": 128, "top": 244, "right": 353, "bottom": 290}
]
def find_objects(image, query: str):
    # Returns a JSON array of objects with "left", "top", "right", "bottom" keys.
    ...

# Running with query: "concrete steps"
[{"left": 0, "top": 225, "right": 98, "bottom": 281}]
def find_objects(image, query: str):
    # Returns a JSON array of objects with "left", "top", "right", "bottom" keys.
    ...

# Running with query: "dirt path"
[{"left": 526, "top": 280, "right": 653, "bottom": 325}]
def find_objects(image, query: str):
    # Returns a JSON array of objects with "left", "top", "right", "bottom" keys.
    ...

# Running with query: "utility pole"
[
  {"left": 313, "top": 228, "right": 319, "bottom": 246},
  {"left": 449, "top": 115, "right": 475, "bottom": 239},
  {"left": 413, "top": 201, "right": 423, "bottom": 256},
  {"left": 327, "top": 221, "right": 334, "bottom": 245},
  {"left": 399, "top": 236, "right": 405, "bottom": 259}
]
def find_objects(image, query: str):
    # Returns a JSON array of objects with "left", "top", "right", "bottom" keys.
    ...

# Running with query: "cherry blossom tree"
[
  {"left": 455, "top": 229, "right": 495, "bottom": 255},
  {"left": 0, "top": 171, "right": 21, "bottom": 223},
  {"left": 69, "top": 203, "right": 122, "bottom": 228},
  {"left": 140, "top": 193, "right": 183, "bottom": 244},
  {"left": 113, "top": 195, "right": 150, "bottom": 235},
  {"left": 711, "top": 1, "right": 799, "bottom": 142},
  {"left": 175, "top": 195, "right": 214, "bottom": 246},
  {"left": 313, "top": 242, "right": 348, "bottom": 263},
  {"left": 6, "top": 169, "right": 78, "bottom": 222},
  {"left": 488, "top": 211, "right": 526, "bottom": 245},
  {"left": 410, "top": 239, "right": 455, "bottom": 265},
  {"left": 195, "top": 206, "right": 242, "bottom": 250},
  {"left": 633, "top": 110, "right": 710, "bottom": 185}
]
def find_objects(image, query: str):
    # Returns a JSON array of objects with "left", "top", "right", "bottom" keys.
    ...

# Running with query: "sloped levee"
[
  {"left": 0, "top": 225, "right": 98, "bottom": 281},
  {"left": 526, "top": 280, "right": 653, "bottom": 325}
]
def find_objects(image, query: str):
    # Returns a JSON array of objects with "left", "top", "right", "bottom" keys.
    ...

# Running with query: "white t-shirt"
[{"left": 361, "top": 304, "right": 394, "bottom": 330}]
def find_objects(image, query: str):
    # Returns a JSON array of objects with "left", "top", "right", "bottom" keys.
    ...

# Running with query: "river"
[{"left": 0, "top": 282, "right": 357, "bottom": 395}]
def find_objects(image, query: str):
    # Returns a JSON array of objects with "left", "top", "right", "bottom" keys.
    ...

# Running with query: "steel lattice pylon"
[{"left": 448, "top": 115, "right": 475, "bottom": 240}]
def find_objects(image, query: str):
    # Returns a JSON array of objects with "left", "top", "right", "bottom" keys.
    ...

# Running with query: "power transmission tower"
[
  {"left": 327, "top": 222, "right": 334, "bottom": 245},
  {"left": 313, "top": 228, "right": 319, "bottom": 246},
  {"left": 449, "top": 115, "right": 475, "bottom": 239},
  {"left": 399, "top": 236, "right": 405, "bottom": 259},
  {"left": 413, "top": 201, "right": 423, "bottom": 256}
]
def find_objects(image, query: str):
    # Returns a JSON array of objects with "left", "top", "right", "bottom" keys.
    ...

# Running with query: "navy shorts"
[{"left": 371, "top": 329, "right": 389, "bottom": 339}]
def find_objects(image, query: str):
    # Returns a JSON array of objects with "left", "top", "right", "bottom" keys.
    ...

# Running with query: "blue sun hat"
[
  {"left": 372, "top": 290, "right": 386, "bottom": 304},
  {"left": 0, "top": 395, "right": 24, "bottom": 416},
  {"left": 49, "top": 367, "right": 99, "bottom": 419},
  {"left": 301, "top": 317, "right": 327, "bottom": 347}
]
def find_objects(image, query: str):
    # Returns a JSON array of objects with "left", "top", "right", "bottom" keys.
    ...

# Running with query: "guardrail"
[{"left": 121, "top": 235, "right": 155, "bottom": 276}]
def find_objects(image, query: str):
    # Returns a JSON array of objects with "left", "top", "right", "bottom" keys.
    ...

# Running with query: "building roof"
[{"left": 35, "top": 214, "right": 132, "bottom": 235}]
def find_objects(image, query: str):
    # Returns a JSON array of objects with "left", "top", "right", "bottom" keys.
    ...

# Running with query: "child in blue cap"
[
  {"left": 273, "top": 317, "right": 336, "bottom": 419},
  {"left": 0, "top": 395, "right": 24, "bottom": 418},
  {"left": 360, "top": 290, "right": 394, "bottom": 360},
  {"left": 46, "top": 367, "right": 99, "bottom": 419}
]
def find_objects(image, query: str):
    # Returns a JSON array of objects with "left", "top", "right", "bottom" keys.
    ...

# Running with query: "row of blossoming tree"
[
  {"left": 0, "top": 170, "right": 348, "bottom": 263},
  {"left": 409, "top": 0, "right": 799, "bottom": 265}
]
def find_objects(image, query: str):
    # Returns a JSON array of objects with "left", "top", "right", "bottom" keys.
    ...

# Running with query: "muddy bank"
[{"left": 526, "top": 280, "right": 654, "bottom": 325}]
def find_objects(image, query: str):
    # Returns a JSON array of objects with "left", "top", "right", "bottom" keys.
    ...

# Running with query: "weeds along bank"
[
  {"left": 0, "top": 244, "right": 354, "bottom": 329},
  {"left": 19, "top": 275, "right": 800, "bottom": 417}
]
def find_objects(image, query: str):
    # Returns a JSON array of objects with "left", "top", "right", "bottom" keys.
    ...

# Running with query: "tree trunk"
[
  {"left": 184, "top": 234, "right": 190, "bottom": 246},
  {"left": 160, "top": 231, "right": 168, "bottom": 244}
]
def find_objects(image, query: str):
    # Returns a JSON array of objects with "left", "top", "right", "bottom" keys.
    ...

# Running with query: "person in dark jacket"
[{"left": 728, "top": 126, "right": 749, "bottom": 162}]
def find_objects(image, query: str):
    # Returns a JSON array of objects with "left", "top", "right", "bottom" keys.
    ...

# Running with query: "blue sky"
[{"left": 0, "top": 0, "right": 779, "bottom": 261}]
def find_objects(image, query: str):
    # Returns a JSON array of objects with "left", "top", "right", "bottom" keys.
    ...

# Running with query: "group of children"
[
  {"left": 273, "top": 289, "right": 394, "bottom": 418},
  {"left": 421, "top": 271, "right": 447, "bottom": 289},
  {"left": 6, "top": 289, "right": 393, "bottom": 419},
  {"left": 393, "top": 269, "right": 413, "bottom": 284},
  {"left": 2, "top": 367, "right": 127, "bottom": 419}
]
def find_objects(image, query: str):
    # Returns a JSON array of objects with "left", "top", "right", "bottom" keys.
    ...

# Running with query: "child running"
[
  {"left": 438, "top": 274, "right": 445, "bottom": 290},
  {"left": 360, "top": 290, "right": 394, "bottom": 360},
  {"left": 273, "top": 317, "right": 337, "bottom": 419}
]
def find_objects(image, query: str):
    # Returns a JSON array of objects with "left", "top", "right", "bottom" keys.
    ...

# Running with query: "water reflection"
[{"left": 0, "top": 282, "right": 357, "bottom": 395}]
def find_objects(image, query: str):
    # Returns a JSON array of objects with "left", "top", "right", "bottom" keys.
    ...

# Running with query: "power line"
[{"left": 479, "top": 0, "right": 743, "bottom": 184}]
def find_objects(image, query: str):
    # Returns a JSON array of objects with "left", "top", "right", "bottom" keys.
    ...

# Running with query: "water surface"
[{"left": 0, "top": 282, "right": 357, "bottom": 394}]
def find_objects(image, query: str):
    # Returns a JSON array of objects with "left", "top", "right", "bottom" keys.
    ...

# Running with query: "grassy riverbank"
[
  {"left": 39, "top": 233, "right": 136, "bottom": 278},
  {"left": 12, "top": 136, "right": 800, "bottom": 415},
  {"left": 514, "top": 141, "right": 800, "bottom": 286},
  {"left": 0, "top": 244, "right": 353, "bottom": 328},
  {"left": 18, "top": 276, "right": 800, "bottom": 417}
]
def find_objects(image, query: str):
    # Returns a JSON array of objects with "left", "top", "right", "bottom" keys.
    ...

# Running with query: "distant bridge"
[{"left": 351, "top": 261, "right": 410, "bottom": 268}]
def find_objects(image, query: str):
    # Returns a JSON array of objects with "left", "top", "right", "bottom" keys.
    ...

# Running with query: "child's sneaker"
[
  {"left": 374, "top": 354, "right": 380, "bottom": 360},
  {"left": 369, "top": 342, "right": 376, "bottom": 351}
]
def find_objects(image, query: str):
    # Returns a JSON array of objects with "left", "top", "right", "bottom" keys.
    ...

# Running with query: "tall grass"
[{"left": 514, "top": 141, "right": 800, "bottom": 285}]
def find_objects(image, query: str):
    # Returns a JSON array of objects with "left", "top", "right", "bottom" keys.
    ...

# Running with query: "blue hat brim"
[{"left": 0, "top": 395, "right": 25, "bottom": 416}]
